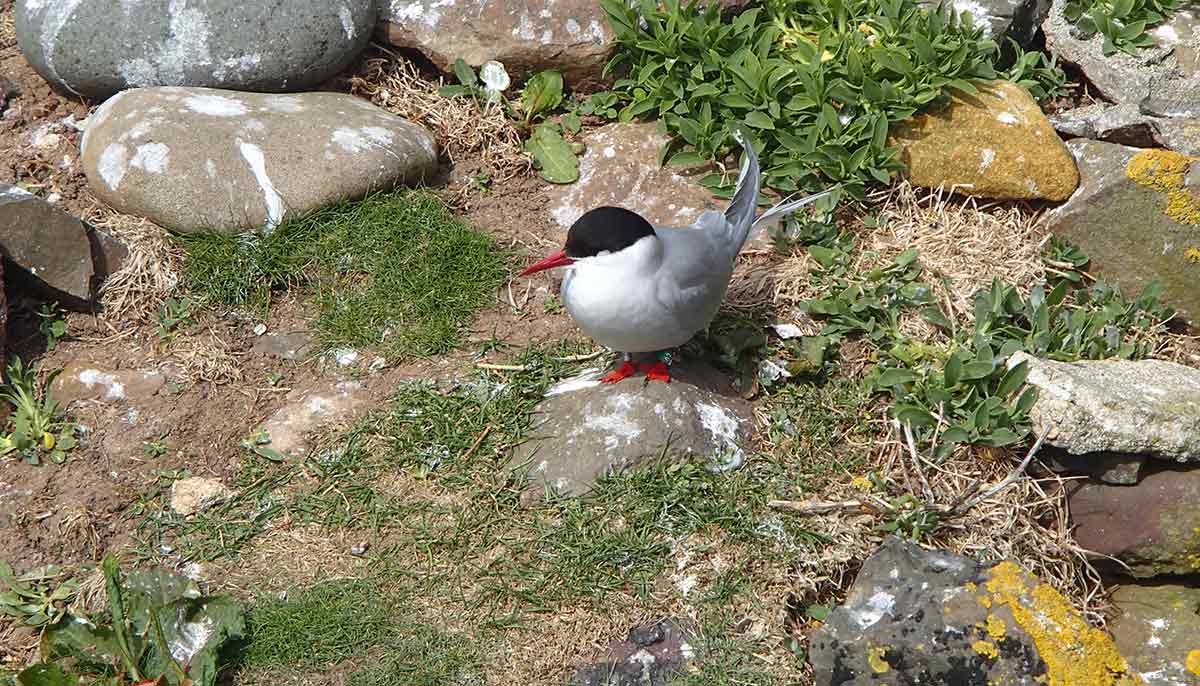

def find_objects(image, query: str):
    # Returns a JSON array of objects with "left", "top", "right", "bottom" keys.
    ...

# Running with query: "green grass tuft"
[
  {"left": 178, "top": 190, "right": 508, "bottom": 358},
  {"left": 242, "top": 579, "right": 394, "bottom": 669}
]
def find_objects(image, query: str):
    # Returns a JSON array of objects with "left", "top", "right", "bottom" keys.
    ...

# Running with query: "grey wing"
[{"left": 652, "top": 215, "right": 738, "bottom": 326}]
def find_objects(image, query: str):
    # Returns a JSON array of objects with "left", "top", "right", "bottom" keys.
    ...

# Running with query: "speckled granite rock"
[
  {"left": 377, "top": 0, "right": 746, "bottom": 90},
  {"left": 545, "top": 122, "right": 720, "bottom": 232},
  {"left": 79, "top": 87, "right": 437, "bottom": 233},
  {"left": 809, "top": 537, "right": 1138, "bottom": 686},
  {"left": 1009, "top": 352, "right": 1200, "bottom": 463},
  {"left": 15, "top": 0, "right": 375, "bottom": 99},
  {"left": 889, "top": 80, "right": 1079, "bottom": 201},
  {"left": 510, "top": 360, "right": 752, "bottom": 498}
]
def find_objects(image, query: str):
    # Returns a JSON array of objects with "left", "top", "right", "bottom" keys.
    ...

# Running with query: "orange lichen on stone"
[
  {"left": 1125, "top": 149, "right": 1200, "bottom": 226},
  {"left": 1187, "top": 649, "right": 1200, "bottom": 676},
  {"left": 974, "top": 640, "right": 1000, "bottom": 659},
  {"left": 867, "top": 645, "right": 891, "bottom": 673},
  {"left": 984, "top": 561, "right": 1137, "bottom": 686},
  {"left": 986, "top": 613, "right": 1007, "bottom": 641}
]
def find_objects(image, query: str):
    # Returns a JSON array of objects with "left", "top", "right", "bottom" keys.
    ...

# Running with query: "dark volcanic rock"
[
  {"left": 571, "top": 619, "right": 694, "bottom": 686},
  {"left": 809, "top": 537, "right": 1137, "bottom": 685}
]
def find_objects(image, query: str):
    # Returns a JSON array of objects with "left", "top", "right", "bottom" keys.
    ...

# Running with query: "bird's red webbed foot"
[
  {"left": 641, "top": 361, "right": 671, "bottom": 383},
  {"left": 601, "top": 361, "right": 637, "bottom": 384}
]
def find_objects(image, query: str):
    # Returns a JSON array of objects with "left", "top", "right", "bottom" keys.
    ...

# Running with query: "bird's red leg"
[
  {"left": 641, "top": 350, "right": 672, "bottom": 383},
  {"left": 601, "top": 353, "right": 637, "bottom": 384}
]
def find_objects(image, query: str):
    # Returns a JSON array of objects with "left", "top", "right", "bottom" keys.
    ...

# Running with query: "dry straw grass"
[
  {"left": 86, "top": 203, "right": 183, "bottom": 323},
  {"left": 0, "top": 6, "right": 15, "bottom": 52},
  {"left": 168, "top": 329, "right": 243, "bottom": 385},
  {"left": 348, "top": 49, "right": 530, "bottom": 205}
]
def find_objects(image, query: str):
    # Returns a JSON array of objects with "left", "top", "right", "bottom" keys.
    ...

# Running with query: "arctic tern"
[{"left": 520, "top": 130, "right": 834, "bottom": 384}]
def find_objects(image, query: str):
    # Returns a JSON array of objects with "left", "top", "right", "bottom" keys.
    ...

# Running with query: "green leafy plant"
[
  {"left": 1064, "top": 0, "right": 1183, "bottom": 56},
  {"left": 578, "top": 91, "right": 621, "bottom": 119},
  {"left": 0, "top": 358, "right": 77, "bottom": 465},
  {"left": 998, "top": 40, "right": 1072, "bottom": 102},
  {"left": 0, "top": 562, "right": 78, "bottom": 629},
  {"left": 241, "top": 429, "right": 286, "bottom": 462},
  {"left": 155, "top": 298, "right": 191, "bottom": 342},
  {"left": 521, "top": 70, "right": 565, "bottom": 126},
  {"left": 800, "top": 236, "right": 1172, "bottom": 458},
  {"left": 17, "top": 557, "right": 244, "bottom": 686},
  {"left": 600, "top": 0, "right": 1002, "bottom": 199},
  {"left": 37, "top": 304, "right": 67, "bottom": 352},
  {"left": 439, "top": 60, "right": 579, "bottom": 183},
  {"left": 525, "top": 122, "right": 581, "bottom": 183}
]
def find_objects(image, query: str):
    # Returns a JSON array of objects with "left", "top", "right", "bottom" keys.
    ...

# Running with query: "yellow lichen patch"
[
  {"left": 980, "top": 594, "right": 993, "bottom": 609},
  {"left": 966, "top": 581, "right": 978, "bottom": 592},
  {"left": 986, "top": 613, "right": 1007, "bottom": 641},
  {"left": 1187, "top": 247, "right": 1200, "bottom": 263},
  {"left": 1187, "top": 649, "right": 1200, "bottom": 676},
  {"left": 1125, "top": 149, "right": 1200, "bottom": 225},
  {"left": 867, "top": 645, "right": 891, "bottom": 673},
  {"left": 850, "top": 475, "right": 874, "bottom": 491},
  {"left": 985, "top": 561, "right": 1136, "bottom": 686},
  {"left": 974, "top": 640, "right": 1000, "bottom": 659}
]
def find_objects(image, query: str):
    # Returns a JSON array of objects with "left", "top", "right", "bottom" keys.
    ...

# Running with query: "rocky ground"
[{"left": 3, "top": 0, "right": 1200, "bottom": 685}]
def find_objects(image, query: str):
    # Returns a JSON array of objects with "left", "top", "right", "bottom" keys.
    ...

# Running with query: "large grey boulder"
[
  {"left": 1010, "top": 351, "right": 1200, "bottom": 462},
  {"left": 79, "top": 87, "right": 437, "bottom": 233},
  {"left": 15, "top": 0, "right": 375, "bottom": 100},
  {"left": 0, "top": 184, "right": 126, "bottom": 305},
  {"left": 510, "top": 360, "right": 752, "bottom": 497},
  {"left": 920, "top": 0, "right": 1049, "bottom": 47},
  {"left": 809, "top": 537, "right": 1135, "bottom": 685},
  {"left": 1042, "top": 139, "right": 1200, "bottom": 324}
]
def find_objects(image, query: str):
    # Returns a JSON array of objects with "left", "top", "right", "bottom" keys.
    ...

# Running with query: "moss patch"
[{"left": 178, "top": 190, "right": 508, "bottom": 358}]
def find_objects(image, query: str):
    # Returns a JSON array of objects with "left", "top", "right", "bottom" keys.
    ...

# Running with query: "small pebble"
[
  {"left": 350, "top": 542, "right": 370, "bottom": 556},
  {"left": 369, "top": 357, "right": 386, "bottom": 371},
  {"left": 253, "top": 323, "right": 268, "bottom": 336}
]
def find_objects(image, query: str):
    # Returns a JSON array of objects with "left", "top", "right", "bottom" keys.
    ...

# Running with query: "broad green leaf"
[
  {"left": 16, "top": 664, "right": 77, "bottom": 686},
  {"left": 876, "top": 368, "right": 917, "bottom": 386},
  {"left": 525, "top": 125, "right": 580, "bottom": 184},
  {"left": 521, "top": 70, "right": 564, "bottom": 121},
  {"left": 452, "top": 59, "right": 477, "bottom": 87},
  {"left": 744, "top": 111, "right": 775, "bottom": 130}
]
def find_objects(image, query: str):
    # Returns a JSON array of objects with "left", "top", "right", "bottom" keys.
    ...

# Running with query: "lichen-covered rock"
[
  {"left": 509, "top": 360, "right": 752, "bottom": 497},
  {"left": 1007, "top": 352, "right": 1200, "bottom": 462},
  {"left": 1068, "top": 470, "right": 1200, "bottom": 577},
  {"left": 546, "top": 122, "right": 721, "bottom": 232},
  {"left": 1043, "top": 139, "right": 1200, "bottom": 324},
  {"left": 809, "top": 537, "right": 1137, "bottom": 686},
  {"left": 889, "top": 80, "right": 1079, "bottom": 201},
  {"left": 0, "top": 184, "right": 126, "bottom": 305},
  {"left": 79, "top": 87, "right": 437, "bottom": 233},
  {"left": 15, "top": 0, "right": 375, "bottom": 100},
  {"left": 1108, "top": 583, "right": 1200, "bottom": 685}
]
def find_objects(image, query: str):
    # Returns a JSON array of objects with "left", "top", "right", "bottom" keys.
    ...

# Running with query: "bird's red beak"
[{"left": 519, "top": 250, "right": 575, "bottom": 277}]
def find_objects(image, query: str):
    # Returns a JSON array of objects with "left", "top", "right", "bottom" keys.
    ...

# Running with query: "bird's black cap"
[{"left": 565, "top": 206, "right": 656, "bottom": 259}]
